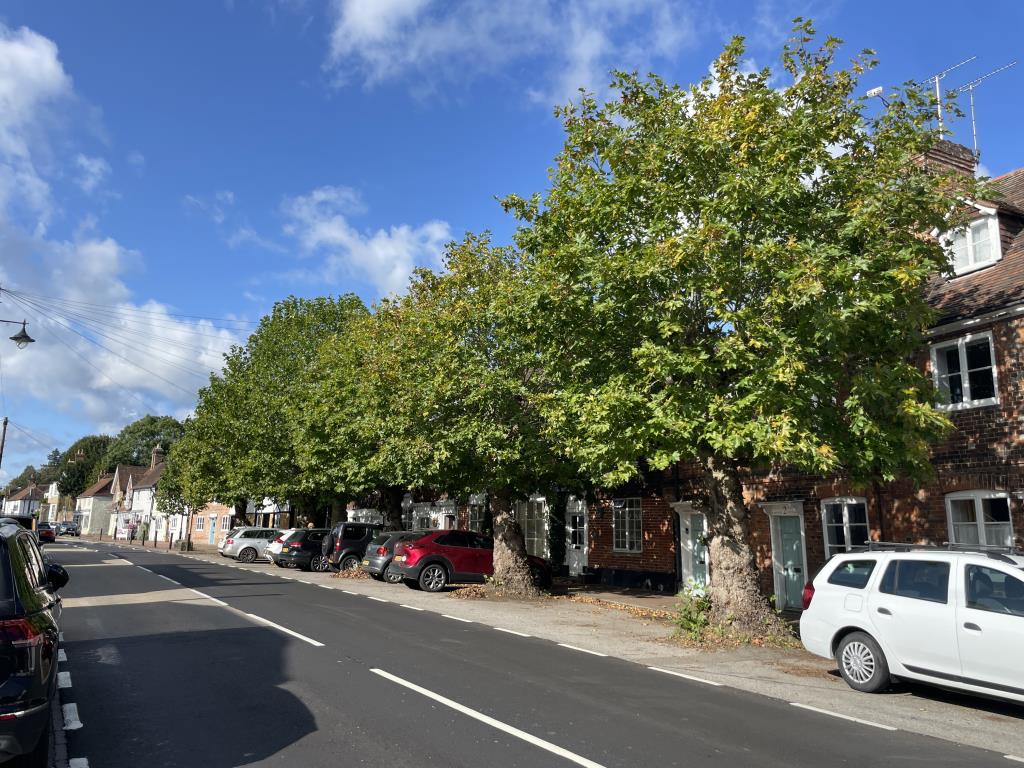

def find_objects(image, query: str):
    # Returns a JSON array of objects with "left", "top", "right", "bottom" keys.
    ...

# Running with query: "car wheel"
[
  {"left": 419, "top": 563, "right": 448, "bottom": 592},
  {"left": 384, "top": 566, "right": 403, "bottom": 584},
  {"left": 310, "top": 554, "right": 326, "bottom": 572},
  {"left": 836, "top": 632, "right": 890, "bottom": 693},
  {"left": 340, "top": 555, "right": 360, "bottom": 571},
  {"left": 237, "top": 547, "right": 257, "bottom": 564}
]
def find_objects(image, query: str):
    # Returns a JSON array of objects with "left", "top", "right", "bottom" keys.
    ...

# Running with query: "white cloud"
[
  {"left": 74, "top": 153, "right": 111, "bottom": 193},
  {"left": 326, "top": 0, "right": 698, "bottom": 104},
  {"left": 282, "top": 184, "right": 450, "bottom": 296},
  {"left": 227, "top": 226, "right": 287, "bottom": 253},
  {"left": 126, "top": 150, "right": 145, "bottom": 171},
  {"left": 0, "top": 23, "right": 74, "bottom": 233},
  {"left": 183, "top": 189, "right": 236, "bottom": 224}
]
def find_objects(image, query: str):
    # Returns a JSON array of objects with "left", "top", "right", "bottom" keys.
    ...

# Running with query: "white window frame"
[
  {"left": 195, "top": 516, "right": 205, "bottom": 532},
  {"left": 820, "top": 496, "right": 870, "bottom": 559},
  {"left": 945, "top": 490, "right": 1014, "bottom": 547},
  {"left": 515, "top": 495, "right": 550, "bottom": 559},
  {"left": 942, "top": 211, "right": 1002, "bottom": 276},
  {"left": 612, "top": 497, "right": 643, "bottom": 553},
  {"left": 929, "top": 331, "right": 999, "bottom": 411}
]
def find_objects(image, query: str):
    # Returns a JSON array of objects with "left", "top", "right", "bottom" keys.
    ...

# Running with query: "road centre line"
[
  {"left": 789, "top": 703, "right": 897, "bottom": 731},
  {"left": 371, "top": 668, "right": 606, "bottom": 768},
  {"left": 244, "top": 613, "right": 325, "bottom": 647},
  {"left": 558, "top": 643, "right": 607, "bottom": 657},
  {"left": 188, "top": 588, "right": 228, "bottom": 607},
  {"left": 441, "top": 614, "right": 473, "bottom": 623},
  {"left": 494, "top": 627, "right": 531, "bottom": 637},
  {"left": 648, "top": 666, "right": 723, "bottom": 687}
]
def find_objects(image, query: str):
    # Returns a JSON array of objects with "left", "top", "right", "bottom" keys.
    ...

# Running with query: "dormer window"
[{"left": 946, "top": 214, "right": 1001, "bottom": 275}]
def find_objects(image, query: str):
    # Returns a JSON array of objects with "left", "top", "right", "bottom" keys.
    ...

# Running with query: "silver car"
[{"left": 220, "top": 527, "right": 280, "bottom": 563}]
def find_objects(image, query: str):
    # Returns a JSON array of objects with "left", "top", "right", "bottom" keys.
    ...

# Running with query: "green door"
[{"left": 778, "top": 516, "right": 805, "bottom": 609}]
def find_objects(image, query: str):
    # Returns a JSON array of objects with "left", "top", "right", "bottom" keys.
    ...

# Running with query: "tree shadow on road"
[{"left": 64, "top": 625, "right": 317, "bottom": 767}]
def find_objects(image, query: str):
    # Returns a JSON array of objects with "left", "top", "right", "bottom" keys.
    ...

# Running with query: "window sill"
[
  {"left": 936, "top": 398, "right": 1000, "bottom": 412},
  {"left": 612, "top": 549, "right": 643, "bottom": 554},
  {"left": 950, "top": 258, "right": 1002, "bottom": 278}
]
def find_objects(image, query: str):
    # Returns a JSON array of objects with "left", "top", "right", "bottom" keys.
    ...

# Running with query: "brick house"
[{"left": 574, "top": 141, "right": 1024, "bottom": 606}]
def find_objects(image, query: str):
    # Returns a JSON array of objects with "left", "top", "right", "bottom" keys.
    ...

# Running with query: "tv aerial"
[
  {"left": 953, "top": 61, "right": 1017, "bottom": 156},
  {"left": 918, "top": 56, "right": 976, "bottom": 139}
]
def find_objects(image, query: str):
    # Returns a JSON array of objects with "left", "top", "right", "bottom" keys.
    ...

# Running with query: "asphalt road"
[{"left": 46, "top": 540, "right": 1015, "bottom": 768}]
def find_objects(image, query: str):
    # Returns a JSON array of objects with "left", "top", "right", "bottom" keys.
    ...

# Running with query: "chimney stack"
[
  {"left": 150, "top": 443, "right": 166, "bottom": 469},
  {"left": 921, "top": 139, "right": 977, "bottom": 177}
]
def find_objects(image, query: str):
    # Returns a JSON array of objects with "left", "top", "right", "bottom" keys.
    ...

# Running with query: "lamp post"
[{"left": 0, "top": 319, "right": 35, "bottom": 495}]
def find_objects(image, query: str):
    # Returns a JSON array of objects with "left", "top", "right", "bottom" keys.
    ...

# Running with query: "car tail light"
[
  {"left": 334, "top": 540, "right": 341, "bottom": 552},
  {"left": 0, "top": 618, "right": 45, "bottom": 676},
  {"left": 801, "top": 582, "right": 815, "bottom": 610},
  {"left": 225, "top": 539, "right": 234, "bottom": 545},
  {"left": 376, "top": 546, "right": 387, "bottom": 556},
  {"left": 289, "top": 542, "right": 303, "bottom": 549}
]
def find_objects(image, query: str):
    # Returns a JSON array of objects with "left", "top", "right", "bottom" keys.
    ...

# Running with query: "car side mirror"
[{"left": 47, "top": 564, "right": 70, "bottom": 592}]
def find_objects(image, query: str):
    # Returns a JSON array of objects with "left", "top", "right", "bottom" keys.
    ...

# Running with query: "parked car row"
[{"left": 216, "top": 523, "right": 553, "bottom": 592}]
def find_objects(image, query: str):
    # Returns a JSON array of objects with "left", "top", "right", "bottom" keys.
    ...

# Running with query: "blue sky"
[{"left": 1, "top": 0, "right": 1023, "bottom": 482}]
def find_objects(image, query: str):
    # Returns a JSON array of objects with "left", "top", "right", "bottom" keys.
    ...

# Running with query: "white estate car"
[{"left": 800, "top": 547, "right": 1024, "bottom": 702}]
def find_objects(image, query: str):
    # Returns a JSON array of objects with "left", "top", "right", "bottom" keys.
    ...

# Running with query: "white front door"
[
  {"left": 957, "top": 562, "right": 1024, "bottom": 692},
  {"left": 565, "top": 496, "right": 588, "bottom": 576},
  {"left": 674, "top": 502, "right": 708, "bottom": 590},
  {"left": 764, "top": 502, "right": 808, "bottom": 611}
]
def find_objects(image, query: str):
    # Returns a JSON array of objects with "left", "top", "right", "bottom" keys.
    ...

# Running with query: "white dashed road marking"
[
  {"left": 62, "top": 703, "right": 83, "bottom": 730},
  {"left": 400, "top": 604, "right": 424, "bottom": 611},
  {"left": 188, "top": 588, "right": 228, "bottom": 607},
  {"left": 58, "top": 649, "right": 68, "bottom": 663},
  {"left": 494, "top": 627, "right": 531, "bottom": 637},
  {"left": 136, "top": 566, "right": 153, "bottom": 574},
  {"left": 244, "top": 613, "right": 325, "bottom": 647},
  {"left": 1004, "top": 757, "right": 1024, "bottom": 764},
  {"left": 58, "top": 671, "right": 72, "bottom": 689},
  {"left": 69, "top": 759, "right": 90, "bottom": 768},
  {"left": 558, "top": 643, "right": 607, "bottom": 657},
  {"left": 441, "top": 614, "right": 473, "bottom": 623},
  {"left": 342, "top": 590, "right": 357, "bottom": 595},
  {"left": 371, "top": 668, "right": 606, "bottom": 768},
  {"left": 789, "top": 703, "right": 897, "bottom": 731},
  {"left": 366, "top": 596, "right": 389, "bottom": 603},
  {"left": 158, "top": 575, "right": 179, "bottom": 585},
  {"left": 648, "top": 666, "right": 722, "bottom": 687}
]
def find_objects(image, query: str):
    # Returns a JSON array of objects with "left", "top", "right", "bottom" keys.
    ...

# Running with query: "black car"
[
  {"left": 0, "top": 520, "right": 69, "bottom": 766},
  {"left": 361, "top": 531, "right": 426, "bottom": 583},
  {"left": 34, "top": 525, "right": 56, "bottom": 546},
  {"left": 269, "top": 529, "right": 330, "bottom": 571},
  {"left": 326, "top": 522, "right": 384, "bottom": 572},
  {"left": 57, "top": 523, "right": 79, "bottom": 537}
]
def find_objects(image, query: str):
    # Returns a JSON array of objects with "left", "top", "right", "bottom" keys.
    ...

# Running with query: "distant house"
[
  {"left": 75, "top": 474, "right": 115, "bottom": 535},
  {"left": 3, "top": 485, "right": 44, "bottom": 519},
  {"left": 127, "top": 445, "right": 167, "bottom": 541},
  {"left": 44, "top": 482, "right": 61, "bottom": 523},
  {"left": 109, "top": 463, "right": 149, "bottom": 538}
]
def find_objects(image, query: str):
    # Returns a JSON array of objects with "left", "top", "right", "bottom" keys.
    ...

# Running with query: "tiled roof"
[
  {"left": 134, "top": 462, "right": 165, "bottom": 490},
  {"left": 79, "top": 475, "right": 114, "bottom": 499},
  {"left": 8, "top": 486, "right": 45, "bottom": 502},
  {"left": 926, "top": 171, "right": 1024, "bottom": 326},
  {"left": 113, "top": 465, "right": 148, "bottom": 492}
]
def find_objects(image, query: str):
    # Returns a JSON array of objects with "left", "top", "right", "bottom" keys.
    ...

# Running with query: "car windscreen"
[{"left": 281, "top": 530, "right": 305, "bottom": 542}]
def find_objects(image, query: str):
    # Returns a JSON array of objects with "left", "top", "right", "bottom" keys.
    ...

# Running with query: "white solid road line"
[
  {"left": 366, "top": 596, "right": 389, "bottom": 603},
  {"left": 58, "top": 649, "right": 68, "bottom": 663},
  {"left": 648, "top": 666, "right": 723, "bottom": 687},
  {"left": 341, "top": 590, "right": 357, "bottom": 595},
  {"left": 136, "top": 566, "right": 153, "bottom": 574},
  {"left": 494, "top": 627, "right": 531, "bottom": 638},
  {"left": 789, "top": 703, "right": 897, "bottom": 731},
  {"left": 1005, "top": 757, "right": 1024, "bottom": 764},
  {"left": 62, "top": 703, "right": 83, "bottom": 730},
  {"left": 318, "top": 584, "right": 334, "bottom": 589},
  {"left": 400, "top": 604, "right": 424, "bottom": 611},
  {"left": 69, "top": 759, "right": 90, "bottom": 768},
  {"left": 441, "top": 614, "right": 473, "bottom": 623},
  {"left": 188, "top": 588, "right": 229, "bottom": 607},
  {"left": 558, "top": 643, "right": 607, "bottom": 657},
  {"left": 244, "top": 613, "right": 325, "bottom": 647},
  {"left": 371, "top": 668, "right": 606, "bottom": 768},
  {"left": 158, "top": 575, "right": 179, "bottom": 585},
  {"left": 58, "top": 671, "right": 72, "bottom": 689}
]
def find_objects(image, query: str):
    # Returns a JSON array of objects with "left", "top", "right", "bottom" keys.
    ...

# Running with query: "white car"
[{"left": 800, "top": 547, "right": 1024, "bottom": 702}]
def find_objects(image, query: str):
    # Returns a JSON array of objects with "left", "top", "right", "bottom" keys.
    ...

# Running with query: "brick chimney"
[
  {"left": 920, "top": 139, "right": 977, "bottom": 177},
  {"left": 150, "top": 443, "right": 166, "bottom": 469}
]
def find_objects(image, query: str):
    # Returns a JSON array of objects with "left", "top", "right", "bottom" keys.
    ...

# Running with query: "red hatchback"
[{"left": 390, "top": 530, "right": 552, "bottom": 592}]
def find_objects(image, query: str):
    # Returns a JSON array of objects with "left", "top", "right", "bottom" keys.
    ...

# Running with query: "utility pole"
[{"left": 0, "top": 417, "right": 7, "bottom": 507}]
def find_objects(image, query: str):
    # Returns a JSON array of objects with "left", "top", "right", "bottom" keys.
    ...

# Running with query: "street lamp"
[{"left": 2, "top": 320, "right": 34, "bottom": 349}]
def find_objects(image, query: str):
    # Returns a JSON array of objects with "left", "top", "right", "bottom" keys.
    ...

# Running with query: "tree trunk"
[
  {"left": 233, "top": 499, "right": 250, "bottom": 526},
  {"left": 703, "top": 455, "right": 784, "bottom": 633},
  {"left": 490, "top": 490, "right": 539, "bottom": 598},
  {"left": 383, "top": 486, "right": 405, "bottom": 531}
]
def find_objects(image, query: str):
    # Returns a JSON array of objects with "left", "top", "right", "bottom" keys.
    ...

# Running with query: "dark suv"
[
  {"left": 327, "top": 522, "right": 383, "bottom": 572},
  {"left": 0, "top": 520, "right": 69, "bottom": 766},
  {"left": 269, "top": 529, "right": 330, "bottom": 571},
  {"left": 391, "top": 530, "right": 552, "bottom": 592}
]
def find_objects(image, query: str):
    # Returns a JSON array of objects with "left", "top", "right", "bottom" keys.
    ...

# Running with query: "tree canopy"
[{"left": 101, "top": 415, "right": 184, "bottom": 470}]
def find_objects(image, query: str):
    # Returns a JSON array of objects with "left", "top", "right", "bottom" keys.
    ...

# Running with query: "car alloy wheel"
[
  {"left": 238, "top": 547, "right": 257, "bottom": 564},
  {"left": 340, "top": 555, "right": 359, "bottom": 571},
  {"left": 841, "top": 641, "right": 875, "bottom": 684},
  {"left": 384, "top": 566, "right": 403, "bottom": 584},
  {"left": 419, "top": 564, "right": 447, "bottom": 592},
  {"left": 310, "top": 554, "right": 325, "bottom": 571}
]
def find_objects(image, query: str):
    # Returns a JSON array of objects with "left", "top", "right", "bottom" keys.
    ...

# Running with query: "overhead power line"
[{"left": 7, "top": 420, "right": 55, "bottom": 452}]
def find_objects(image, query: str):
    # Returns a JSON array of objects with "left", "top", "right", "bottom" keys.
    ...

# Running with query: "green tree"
[
  {"left": 505, "top": 24, "right": 983, "bottom": 628},
  {"left": 57, "top": 435, "right": 113, "bottom": 498},
  {"left": 101, "top": 415, "right": 184, "bottom": 469},
  {"left": 37, "top": 449, "right": 63, "bottom": 485},
  {"left": 3, "top": 465, "right": 38, "bottom": 497},
  {"left": 177, "top": 295, "right": 369, "bottom": 523}
]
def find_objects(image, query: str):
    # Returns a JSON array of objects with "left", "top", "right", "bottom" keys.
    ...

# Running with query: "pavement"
[{"left": 44, "top": 537, "right": 1024, "bottom": 767}]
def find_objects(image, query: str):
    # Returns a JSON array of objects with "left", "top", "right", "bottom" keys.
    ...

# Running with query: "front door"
[
  {"left": 565, "top": 496, "right": 588, "bottom": 576},
  {"left": 688, "top": 513, "right": 707, "bottom": 588},
  {"left": 777, "top": 516, "right": 805, "bottom": 610},
  {"left": 208, "top": 517, "right": 216, "bottom": 545}
]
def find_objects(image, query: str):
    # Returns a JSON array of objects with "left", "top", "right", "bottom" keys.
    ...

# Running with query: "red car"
[
  {"left": 36, "top": 523, "right": 57, "bottom": 545},
  {"left": 390, "top": 530, "right": 552, "bottom": 592}
]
